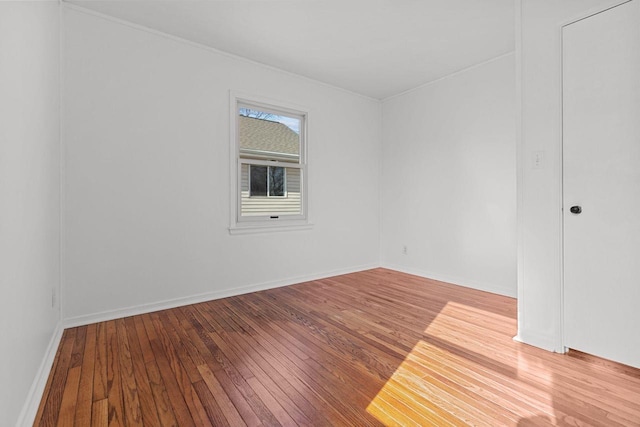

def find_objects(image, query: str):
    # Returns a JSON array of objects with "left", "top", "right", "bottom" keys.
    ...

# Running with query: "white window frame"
[{"left": 229, "top": 91, "right": 311, "bottom": 234}]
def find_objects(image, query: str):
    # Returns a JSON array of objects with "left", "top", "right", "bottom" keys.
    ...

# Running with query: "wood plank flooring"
[{"left": 35, "top": 268, "right": 640, "bottom": 426}]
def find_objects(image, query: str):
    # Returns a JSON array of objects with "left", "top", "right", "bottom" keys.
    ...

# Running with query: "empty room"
[{"left": 2, "top": 0, "right": 640, "bottom": 425}]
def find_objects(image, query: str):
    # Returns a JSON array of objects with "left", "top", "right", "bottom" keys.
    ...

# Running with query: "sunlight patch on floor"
[{"left": 366, "top": 302, "right": 556, "bottom": 426}]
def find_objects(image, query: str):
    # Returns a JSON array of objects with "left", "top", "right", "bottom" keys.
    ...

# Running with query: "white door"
[{"left": 563, "top": 0, "right": 640, "bottom": 369}]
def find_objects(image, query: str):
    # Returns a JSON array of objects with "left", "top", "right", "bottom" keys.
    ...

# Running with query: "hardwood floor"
[{"left": 35, "top": 268, "right": 640, "bottom": 426}]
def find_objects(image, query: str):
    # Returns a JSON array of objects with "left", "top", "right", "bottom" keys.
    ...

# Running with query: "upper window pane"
[{"left": 238, "top": 106, "right": 301, "bottom": 163}]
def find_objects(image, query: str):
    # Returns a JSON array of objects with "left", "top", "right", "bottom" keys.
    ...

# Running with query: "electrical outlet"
[
  {"left": 51, "top": 287, "right": 57, "bottom": 308},
  {"left": 402, "top": 245, "right": 408, "bottom": 255}
]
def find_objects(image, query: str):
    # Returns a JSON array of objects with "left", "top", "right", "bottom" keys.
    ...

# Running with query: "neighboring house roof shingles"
[{"left": 239, "top": 116, "right": 299, "bottom": 158}]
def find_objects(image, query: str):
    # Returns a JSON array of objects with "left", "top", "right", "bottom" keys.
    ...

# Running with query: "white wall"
[
  {"left": 516, "top": 0, "right": 627, "bottom": 351},
  {"left": 0, "top": 2, "right": 61, "bottom": 425},
  {"left": 62, "top": 7, "right": 381, "bottom": 322},
  {"left": 380, "top": 54, "right": 517, "bottom": 297}
]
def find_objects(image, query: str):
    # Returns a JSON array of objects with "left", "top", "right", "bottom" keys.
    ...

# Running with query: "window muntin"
[{"left": 234, "top": 99, "right": 307, "bottom": 223}]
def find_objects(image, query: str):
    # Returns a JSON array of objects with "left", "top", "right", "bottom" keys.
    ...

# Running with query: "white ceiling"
[{"left": 65, "top": 0, "right": 515, "bottom": 99}]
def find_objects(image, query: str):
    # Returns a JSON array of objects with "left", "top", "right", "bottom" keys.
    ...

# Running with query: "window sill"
[{"left": 228, "top": 222, "right": 314, "bottom": 235}]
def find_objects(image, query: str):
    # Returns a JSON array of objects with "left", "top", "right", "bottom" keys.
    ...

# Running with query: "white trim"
[
  {"left": 377, "top": 92, "right": 384, "bottom": 268},
  {"left": 382, "top": 51, "right": 516, "bottom": 102},
  {"left": 555, "top": 32, "right": 569, "bottom": 348},
  {"left": 381, "top": 263, "right": 516, "bottom": 299},
  {"left": 58, "top": 0, "right": 66, "bottom": 321},
  {"left": 513, "top": 329, "right": 564, "bottom": 353},
  {"left": 229, "top": 90, "right": 238, "bottom": 234},
  {"left": 60, "top": 2, "right": 378, "bottom": 102},
  {"left": 16, "top": 322, "right": 64, "bottom": 427},
  {"left": 559, "top": 9, "right": 568, "bottom": 356},
  {"left": 229, "top": 222, "right": 314, "bottom": 235},
  {"left": 514, "top": 0, "right": 526, "bottom": 347},
  {"left": 63, "top": 263, "right": 378, "bottom": 328},
  {"left": 242, "top": 159, "right": 301, "bottom": 169}
]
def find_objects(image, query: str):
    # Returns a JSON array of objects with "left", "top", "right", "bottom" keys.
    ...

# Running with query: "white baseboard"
[
  {"left": 63, "top": 263, "right": 379, "bottom": 328},
  {"left": 16, "top": 321, "right": 64, "bottom": 427},
  {"left": 381, "top": 263, "right": 517, "bottom": 298},
  {"left": 513, "top": 329, "right": 565, "bottom": 353}
]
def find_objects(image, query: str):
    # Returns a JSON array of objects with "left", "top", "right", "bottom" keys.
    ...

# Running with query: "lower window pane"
[{"left": 241, "top": 164, "right": 302, "bottom": 217}]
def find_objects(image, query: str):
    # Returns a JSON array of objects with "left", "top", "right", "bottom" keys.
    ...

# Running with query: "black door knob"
[{"left": 570, "top": 206, "right": 582, "bottom": 214}]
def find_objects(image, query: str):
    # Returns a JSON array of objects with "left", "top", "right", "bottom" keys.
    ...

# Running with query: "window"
[{"left": 230, "top": 93, "right": 309, "bottom": 232}]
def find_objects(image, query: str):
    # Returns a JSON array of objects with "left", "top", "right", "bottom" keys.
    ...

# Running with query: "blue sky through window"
[{"left": 276, "top": 116, "right": 300, "bottom": 134}]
